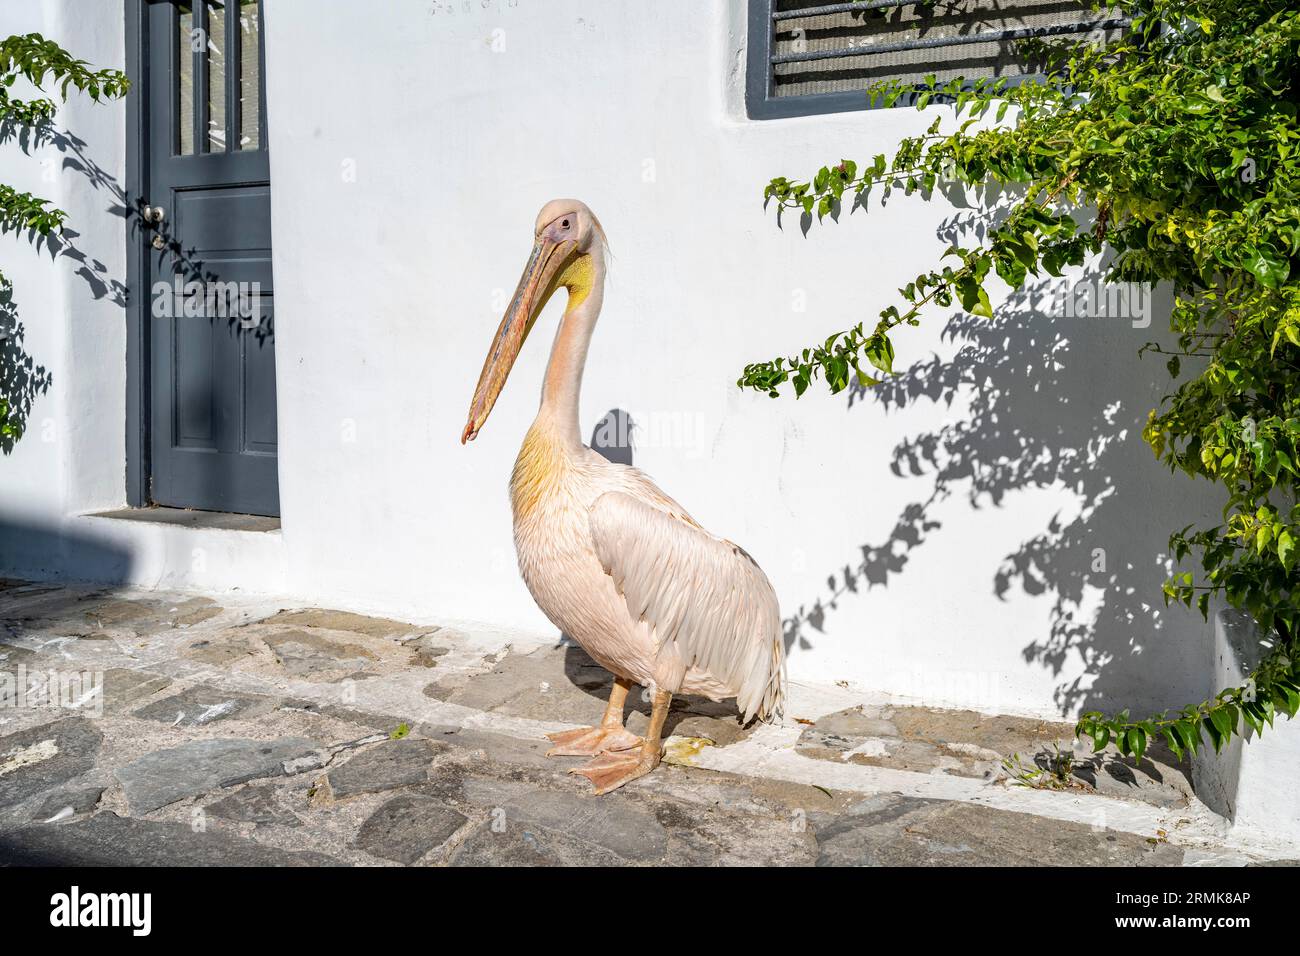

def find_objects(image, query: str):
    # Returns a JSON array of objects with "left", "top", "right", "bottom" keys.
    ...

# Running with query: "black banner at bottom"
[{"left": 0, "top": 864, "right": 1288, "bottom": 942}]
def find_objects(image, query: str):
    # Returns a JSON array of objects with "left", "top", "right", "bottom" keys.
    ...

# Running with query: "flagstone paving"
[{"left": 0, "top": 578, "right": 1293, "bottom": 867}]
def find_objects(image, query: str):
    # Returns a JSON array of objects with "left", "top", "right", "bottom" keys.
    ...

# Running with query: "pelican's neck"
[{"left": 536, "top": 250, "right": 604, "bottom": 452}]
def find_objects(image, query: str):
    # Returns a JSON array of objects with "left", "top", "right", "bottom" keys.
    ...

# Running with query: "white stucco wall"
[
  {"left": 1193, "top": 611, "right": 1300, "bottom": 849},
  {"left": 0, "top": 0, "right": 1224, "bottom": 722},
  {"left": 0, "top": 0, "right": 126, "bottom": 541}
]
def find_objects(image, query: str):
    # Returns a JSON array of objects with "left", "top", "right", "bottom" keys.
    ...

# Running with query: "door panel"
[{"left": 145, "top": 0, "right": 278, "bottom": 516}]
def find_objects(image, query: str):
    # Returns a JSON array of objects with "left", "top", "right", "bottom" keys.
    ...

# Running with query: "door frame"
[
  {"left": 123, "top": 0, "right": 274, "bottom": 511},
  {"left": 124, "top": 0, "right": 150, "bottom": 507}
]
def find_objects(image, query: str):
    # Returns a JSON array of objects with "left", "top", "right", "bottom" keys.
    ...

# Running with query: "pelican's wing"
[{"left": 588, "top": 491, "right": 785, "bottom": 722}]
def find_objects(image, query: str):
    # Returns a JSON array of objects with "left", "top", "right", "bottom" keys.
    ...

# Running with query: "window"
[{"left": 745, "top": 0, "right": 1128, "bottom": 119}]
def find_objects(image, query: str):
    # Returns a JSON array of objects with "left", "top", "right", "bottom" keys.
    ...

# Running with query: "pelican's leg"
[
  {"left": 570, "top": 688, "right": 670, "bottom": 795},
  {"left": 545, "top": 675, "right": 643, "bottom": 756}
]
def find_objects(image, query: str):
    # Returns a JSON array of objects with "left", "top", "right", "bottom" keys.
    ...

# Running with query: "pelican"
[{"left": 461, "top": 199, "right": 785, "bottom": 794}]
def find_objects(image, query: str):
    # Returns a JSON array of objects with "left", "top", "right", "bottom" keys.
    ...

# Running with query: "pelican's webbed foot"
[
  {"left": 570, "top": 686, "right": 672, "bottom": 795},
  {"left": 569, "top": 749, "right": 660, "bottom": 795},
  {"left": 545, "top": 725, "right": 642, "bottom": 757},
  {"left": 545, "top": 673, "right": 639, "bottom": 756}
]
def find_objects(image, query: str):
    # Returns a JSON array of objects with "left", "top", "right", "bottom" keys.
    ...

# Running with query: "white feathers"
[{"left": 588, "top": 491, "right": 786, "bottom": 723}]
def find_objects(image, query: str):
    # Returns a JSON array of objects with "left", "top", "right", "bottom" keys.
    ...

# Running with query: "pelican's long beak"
[{"left": 462, "top": 236, "right": 576, "bottom": 443}]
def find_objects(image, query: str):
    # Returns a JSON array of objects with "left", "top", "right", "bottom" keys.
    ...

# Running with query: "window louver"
[{"left": 746, "top": 0, "right": 1127, "bottom": 118}]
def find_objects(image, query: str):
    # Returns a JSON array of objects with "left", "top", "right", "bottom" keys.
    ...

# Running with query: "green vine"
[
  {"left": 0, "top": 34, "right": 127, "bottom": 445},
  {"left": 741, "top": 0, "right": 1300, "bottom": 759}
]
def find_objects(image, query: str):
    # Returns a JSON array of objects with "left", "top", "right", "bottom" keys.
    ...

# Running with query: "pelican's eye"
[{"left": 543, "top": 214, "right": 578, "bottom": 243}]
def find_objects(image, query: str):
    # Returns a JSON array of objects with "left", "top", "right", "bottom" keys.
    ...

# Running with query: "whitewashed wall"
[
  {"left": 0, "top": 0, "right": 1224, "bottom": 721},
  {"left": 0, "top": 1, "right": 127, "bottom": 551}
]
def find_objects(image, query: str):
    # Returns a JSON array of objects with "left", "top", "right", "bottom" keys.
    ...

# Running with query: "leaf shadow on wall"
[
  {"left": 0, "top": 120, "right": 130, "bottom": 307},
  {"left": 0, "top": 283, "right": 51, "bottom": 454},
  {"left": 781, "top": 274, "right": 1212, "bottom": 717},
  {"left": 0, "top": 119, "right": 129, "bottom": 451},
  {"left": 5, "top": 121, "right": 253, "bottom": 328}
]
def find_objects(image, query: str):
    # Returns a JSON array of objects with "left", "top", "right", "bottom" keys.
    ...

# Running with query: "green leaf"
[
  {"left": 1203, "top": 717, "right": 1224, "bottom": 755},
  {"left": 1278, "top": 530, "right": 1296, "bottom": 569},
  {"left": 955, "top": 274, "right": 993, "bottom": 319},
  {"left": 1161, "top": 726, "right": 1184, "bottom": 761},
  {"left": 1173, "top": 719, "right": 1200, "bottom": 757},
  {"left": 1276, "top": 684, "right": 1300, "bottom": 719},
  {"left": 865, "top": 334, "right": 894, "bottom": 375},
  {"left": 1090, "top": 725, "right": 1110, "bottom": 753},
  {"left": 1244, "top": 246, "right": 1290, "bottom": 289},
  {"left": 1126, "top": 727, "right": 1147, "bottom": 764},
  {"left": 1209, "top": 706, "right": 1234, "bottom": 741}
]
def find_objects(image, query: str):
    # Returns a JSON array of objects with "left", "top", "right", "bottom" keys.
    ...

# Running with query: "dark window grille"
[{"left": 746, "top": 0, "right": 1127, "bottom": 119}]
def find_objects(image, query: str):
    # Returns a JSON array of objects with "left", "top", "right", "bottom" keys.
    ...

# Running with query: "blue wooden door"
[{"left": 145, "top": 0, "right": 278, "bottom": 516}]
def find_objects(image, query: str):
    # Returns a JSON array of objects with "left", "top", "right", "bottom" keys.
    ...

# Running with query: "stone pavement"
[{"left": 0, "top": 579, "right": 1293, "bottom": 866}]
